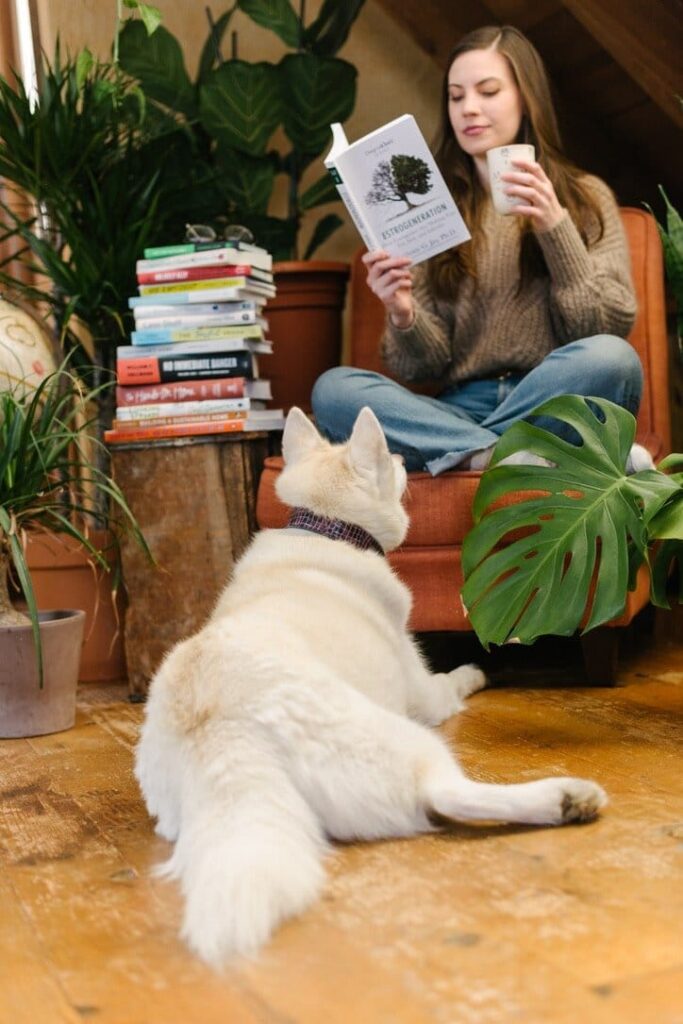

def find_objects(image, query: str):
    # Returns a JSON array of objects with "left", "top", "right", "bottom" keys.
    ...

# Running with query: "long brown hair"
[{"left": 428, "top": 25, "right": 604, "bottom": 299}]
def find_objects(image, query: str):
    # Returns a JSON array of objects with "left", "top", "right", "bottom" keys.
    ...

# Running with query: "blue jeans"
[{"left": 311, "top": 335, "right": 644, "bottom": 474}]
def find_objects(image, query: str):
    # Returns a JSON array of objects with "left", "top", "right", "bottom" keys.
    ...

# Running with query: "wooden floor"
[{"left": 2, "top": 611, "right": 682, "bottom": 1024}]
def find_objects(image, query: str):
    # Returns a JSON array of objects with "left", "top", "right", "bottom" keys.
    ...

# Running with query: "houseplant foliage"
[
  {"left": 646, "top": 186, "right": 683, "bottom": 355},
  {"left": 117, "top": 0, "right": 366, "bottom": 260},
  {"left": 0, "top": 361, "right": 149, "bottom": 684},
  {"left": 461, "top": 396, "right": 683, "bottom": 649}
]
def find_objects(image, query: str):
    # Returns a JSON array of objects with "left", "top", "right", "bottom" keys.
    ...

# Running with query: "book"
[
  {"left": 115, "top": 377, "right": 272, "bottom": 406},
  {"left": 113, "top": 408, "right": 279, "bottom": 430},
  {"left": 131, "top": 300, "right": 264, "bottom": 321},
  {"left": 139, "top": 276, "right": 276, "bottom": 298},
  {"left": 129, "top": 287, "right": 270, "bottom": 307},
  {"left": 136, "top": 247, "right": 272, "bottom": 274},
  {"left": 105, "top": 412, "right": 285, "bottom": 445},
  {"left": 324, "top": 114, "right": 470, "bottom": 264},
  {"left": 143, "top": 239, "right": 269, "bottom": 260},
  {"left": 130, "top": 323, "right": 265, "bottom": 346},
  {"left": 116, "top": 349, "right": 259, "bottom": 385},
  {"left": 115, "top": 397, "right": 266, "bottom": 421},
  {"left": 134, "top": 311, "right": 268, "bottom": 331},
  {"left": 137, "top": 264, "right": 273, "bottom": 285},
  {"left": 117, "top": 339, "right": 271, "bottom": 359}
]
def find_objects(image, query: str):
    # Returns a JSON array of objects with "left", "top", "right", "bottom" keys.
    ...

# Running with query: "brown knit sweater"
[{"left": 381, "top": 175, "right": 637, "bottom": 386}]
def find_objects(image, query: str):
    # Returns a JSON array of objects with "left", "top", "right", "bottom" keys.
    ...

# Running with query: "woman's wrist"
[{"left": 389, "top": 308, "right": 415, "bottom": 330}]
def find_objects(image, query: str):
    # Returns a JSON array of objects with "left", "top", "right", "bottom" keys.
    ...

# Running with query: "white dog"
[{"left": 135, "top": 406, "right": 607, "bottom": 966}]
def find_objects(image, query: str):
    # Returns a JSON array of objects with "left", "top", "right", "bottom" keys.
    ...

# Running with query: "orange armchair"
[{"left": 256, "top": 209, "right": 671, "bottom": 681}]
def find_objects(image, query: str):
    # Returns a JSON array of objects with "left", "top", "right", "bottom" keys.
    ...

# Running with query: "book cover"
[
  {"left": 130, "top": 323, "right": 265, "bottom": 346},
  {"left": 105, "top": 412, "right": 285, "bottom": 445},
  {"left": 139, "top": 276, "right": 276, "bottom": 298},
  {"left": 117, "top": 339, "right": 272, "bottom": 358},
  {"left": 113, "top": 407, "right": 280, "bottom": 430},
  {"left": 129, "top": 287, "right": 270, "bottom": 307},
  {"left": 115, "top": 377, "right": 272, "bottom": 406},
  {"left": 137, "top": 264, "right": 273, "bottom": 285},
  {"left": 115, "top": 397, "right": 265, "bottom": 420},
  {"left": 325, "top": 114, "right": 470, "bottom": 264},
  {"left": 136, "top": 247, "right": 273, "bottom": 273},
  {"left": 116, "top": 350, "right": 258, "bottom": 385}
]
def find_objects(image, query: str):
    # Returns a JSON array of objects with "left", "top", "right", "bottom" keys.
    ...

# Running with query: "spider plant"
[
  {"left": 461, "top": 396, "right": 683, "bottom": 648},
  {"left": 0, "top": 361, "right": 150, "bottom": 685}
]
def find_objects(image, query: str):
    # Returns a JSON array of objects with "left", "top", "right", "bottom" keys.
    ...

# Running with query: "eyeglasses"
[{"left": 184, "top": 223, "right": 254, "bottom": 244}]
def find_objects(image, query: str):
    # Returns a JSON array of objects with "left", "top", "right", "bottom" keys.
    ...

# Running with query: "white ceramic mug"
[{"left": 486, "top": 144, "right": 535, "bottom": 215}]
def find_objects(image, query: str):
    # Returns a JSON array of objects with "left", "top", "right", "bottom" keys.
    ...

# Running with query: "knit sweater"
[{"left": 381, "top": 175, "right": 637, "bottom": 387}]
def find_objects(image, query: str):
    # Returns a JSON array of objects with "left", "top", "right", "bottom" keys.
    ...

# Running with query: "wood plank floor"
[{"left": 2, "top": 610, "right": 682, "bottom": 1024}]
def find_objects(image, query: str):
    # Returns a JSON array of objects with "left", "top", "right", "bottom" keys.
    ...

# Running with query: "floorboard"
[{"left": 1, "top": 610, "right": 682, "bottom": 1024}]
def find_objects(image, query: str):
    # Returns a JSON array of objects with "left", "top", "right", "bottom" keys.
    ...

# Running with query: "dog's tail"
[{"left": 161, "top": 719, "right": 327, "bottom": 966}]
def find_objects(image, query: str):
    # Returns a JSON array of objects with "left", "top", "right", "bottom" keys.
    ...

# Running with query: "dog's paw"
[
  {"left": 558, "top": 778, "right": 608, "bottom": 824},
  {"left": 448, "top": 663, "right": 487, "bottom": 699}
]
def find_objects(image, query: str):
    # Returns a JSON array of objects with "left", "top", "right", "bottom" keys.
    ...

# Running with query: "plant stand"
[{"left": 110, "top": 432, "right": 274, "bottom": 697}]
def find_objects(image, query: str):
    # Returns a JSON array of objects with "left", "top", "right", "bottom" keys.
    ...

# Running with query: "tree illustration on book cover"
[{"left": 365, "top": 154, "right": 433, "bottom": 213}]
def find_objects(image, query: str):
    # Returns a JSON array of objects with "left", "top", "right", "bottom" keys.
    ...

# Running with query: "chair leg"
[{"left": 580, "top": 627, "right": 621, "bottom": 686}]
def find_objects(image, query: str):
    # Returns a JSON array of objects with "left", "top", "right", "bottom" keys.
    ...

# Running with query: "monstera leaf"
[{"left": 461, "top": 396, "right": 683, "bottom": 648}]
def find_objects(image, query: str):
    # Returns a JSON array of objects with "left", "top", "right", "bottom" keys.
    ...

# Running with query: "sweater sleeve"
[
  {"left": 536, "top": 176, "right": 637, "bottom": 342},
  {"left": 379, "top": 264, "right": 455, "bottom": 382}
]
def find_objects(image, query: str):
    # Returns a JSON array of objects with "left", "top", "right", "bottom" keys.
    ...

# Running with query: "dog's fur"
[{"left": 135, "top": 406, "right": 607, "bottom": 966}]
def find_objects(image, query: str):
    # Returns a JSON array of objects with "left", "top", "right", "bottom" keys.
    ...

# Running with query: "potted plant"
[
  {"left": 0, "top": 362, "right": 148, "bottom": 738},
  {"left": 460, "top": 395, "right": 683, "bottom": 650},
  {"left": 117, "top": 0, "right": 367, "bottom": 409},
  {"left": 646, "top": 187, "right": 682, "bottom": 356}
]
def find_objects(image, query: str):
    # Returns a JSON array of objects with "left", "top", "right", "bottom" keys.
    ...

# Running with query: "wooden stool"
[{"left": 111, "top": 432, "right": 273, "bottom": 697}]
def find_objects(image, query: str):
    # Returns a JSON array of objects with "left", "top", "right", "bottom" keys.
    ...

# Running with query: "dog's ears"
[
  {"left": 347, "top": 406, "right": 391, "bottom": 477},
  {"left": 282, "top": 406, "right": 323, "bottom": 465}
]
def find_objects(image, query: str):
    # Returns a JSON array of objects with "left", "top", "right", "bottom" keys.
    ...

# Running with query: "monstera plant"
[
  {"left": 461, "top": 396, "right": 683, "bottom": 648},
  {"left": 118, "top": 0, "right": 365, "bottom": 260}
]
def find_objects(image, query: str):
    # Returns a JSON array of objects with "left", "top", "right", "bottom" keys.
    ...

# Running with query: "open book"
[{"left": 325, "top": 114, "right": 470, "bottom": 264}]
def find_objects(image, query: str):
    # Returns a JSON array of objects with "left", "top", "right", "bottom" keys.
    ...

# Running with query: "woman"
[{"left": 312, "top": 25, "right": 650, "bottom": 474}]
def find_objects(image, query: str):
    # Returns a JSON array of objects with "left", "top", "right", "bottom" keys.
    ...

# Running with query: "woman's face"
[{"left": 447, "top": 47, "right": 524, "bottom": 158}]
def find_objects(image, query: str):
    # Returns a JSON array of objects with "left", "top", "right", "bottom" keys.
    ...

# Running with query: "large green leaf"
[
  {"left": 303, "top": 0, "right": 367, "bottom": 56},
  {"left": 197, "top": 9, "right": 235, "bottom": 81},
  {"left": 118, "top": 21, "right": 196, "bottom": 118},
  {"left": 237, "top": 0, "right": 301, "bottom": 48},
  {"left": 279, "top": 54, "right": 357, "bottom": 155},
  {"left": 199, "top": 61, "right": 282, "bottom": 156},
  {"left": 303, "top": 212, "right": 343, "bottom": 258},
  {"left": 214, "top": 143, "right": 276, "bottom": 214},
  {"left": 300, "top": 170, "right": 340, "bottom": 210},
  {"left": 461, "top": 395, "right": 683, "bottom": 648}
]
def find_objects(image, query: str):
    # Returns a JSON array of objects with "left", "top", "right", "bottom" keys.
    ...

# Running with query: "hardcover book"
[
  {"left": 129, "top": 287, "right": 270, "bottom": 307},
  {"left": 137, "top": 264, "right": 273, "bottom": 285},
  {"left": 104, "top": 412, "right": 285, "bottom": 445},
  {"left": 116, "top": 350, "right": 258, "bottom": 385},
  {"left": 130, "top": 323, "right": 265, "bottom": 346},
  {"left": 136, "top": 248, "right": 273, "bottom": 273},
  {"left": 138, "top": 276, "right": 275, "bottom": 298},
  {"left": 115, "top": 397, "right": 265, "bottom": 420},
  {"left": 325, "top": 114, "right": 470, "bottom": 264},
  {"left": 115, "top": 377, "right": 272, "bottom": 406}
]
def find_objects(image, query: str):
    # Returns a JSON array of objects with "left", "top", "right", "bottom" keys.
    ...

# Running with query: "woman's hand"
[
  {"left": 502, "top": 159, "right": 565, "bottom": 233},
  {"left": 362, "top": 250, "right": 415, "bottom": 328}
]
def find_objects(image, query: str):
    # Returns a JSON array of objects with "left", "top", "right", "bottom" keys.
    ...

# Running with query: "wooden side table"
[{"left": 111, "top": 432, "right": 274, "bottom": 697}]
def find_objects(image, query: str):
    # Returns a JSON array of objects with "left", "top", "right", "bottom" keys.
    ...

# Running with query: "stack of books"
[{"left": 104, "top": 239, "right": 286, "bottom": 445}]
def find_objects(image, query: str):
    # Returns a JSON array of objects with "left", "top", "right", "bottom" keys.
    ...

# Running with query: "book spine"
[
  {"left": 115, "top": 397, "right": 253, "bottom": 419},
  {"left": 139, "top": 276, "right": 251, "bottom": 295},
  {"left": 130, "top": 324, "right": 263, "bottom": 345},
  {"left": 137, "top": 265, "right": 257, "bottom": 284},
  {"left": 117, "top": 339, "right": 265, "bottom": 358},
  {"left": 133, "top": 313, "right": 263, "bottom": 330},
  {"left": 143, "top": 241, "right": 263, "bottom": 259},
  {"left": 136, "top": 249, "right": 272, "bottom": 273},
  {"left": 116, "top": 351, "right": 256, "bottom": 385},
  {"left": 129, "top": 289, "right": 267, "bottom": 306},
  {"left": 327, "top": 164, "right": 376, "bottom": 251},
  {"left": 113, "top": 410, "right": 251, "bottom": 429},
  {"left": 105, "top": 419, "right": 250, "bottom": 443},
  {"left": 115, "top": 377, "right": 253, "bottom": 405}
]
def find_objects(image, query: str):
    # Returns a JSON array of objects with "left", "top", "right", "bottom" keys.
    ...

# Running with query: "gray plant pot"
[{"left": 0, "top": 610, "right": 86, "bottom": 738}]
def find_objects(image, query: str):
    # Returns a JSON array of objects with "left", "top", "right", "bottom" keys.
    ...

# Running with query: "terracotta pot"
[
  {"left": 0, "top": 609, "right": 85, "bottom": 738},
  {"left": 25, "top": 531, "right": 127, "bottom": 682},
  {"left": 260, "top": 261, "right": 349, "bottom": 412}
]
